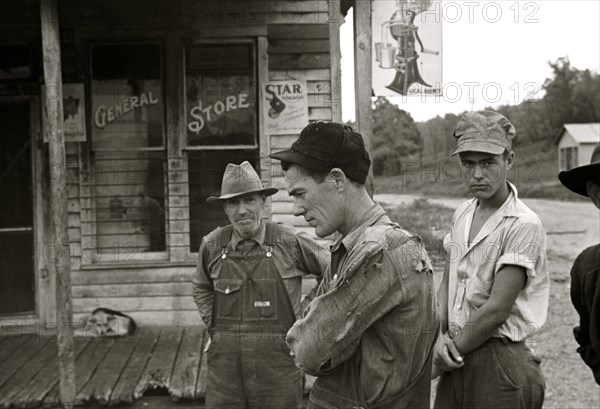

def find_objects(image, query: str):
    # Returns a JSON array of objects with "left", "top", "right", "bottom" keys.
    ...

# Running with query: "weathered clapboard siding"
[
  {"left": 266, "top": 20, "right": 334, "bottom": 237},
  {"left": 72, "top": 266, "right": 196, "bottom": 285},
  {"left": 58, "top": 0, "right": 331, "bottom": 26},
  {"left": 66, "top": 143, "right": 84, "bottom": 274},
  {"left": 73, "top": 280, "right": 318, "bottom": 301},
  {"left": 73, "top": 296, "right": 196, "bottom": 313}
]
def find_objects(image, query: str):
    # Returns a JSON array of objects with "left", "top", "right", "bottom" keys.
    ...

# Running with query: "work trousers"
[{"left": 434, "top": 338, "right": 545, "bottom": 409}]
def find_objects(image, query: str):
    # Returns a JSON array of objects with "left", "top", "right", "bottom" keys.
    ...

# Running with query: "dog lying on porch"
[{"left": 75, "top": 307, "right": 137, "bottom": 337}]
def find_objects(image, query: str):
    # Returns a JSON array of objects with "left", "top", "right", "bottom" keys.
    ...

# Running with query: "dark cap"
[
  {"left": 269, "top": 121, "right": 371, "bottom": 184},
  {"left": 452, "top": 111, "right": 516, "bottom": 156},
  {"left": 558, "top": 142, "right": 600, "bottom": 197}
]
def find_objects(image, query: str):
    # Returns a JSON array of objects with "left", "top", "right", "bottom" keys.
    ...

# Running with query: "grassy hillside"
[{"left": 375, "top": 142, "right": 587, "bottom": 201}]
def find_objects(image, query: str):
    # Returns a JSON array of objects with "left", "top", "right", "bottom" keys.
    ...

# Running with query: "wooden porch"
[{"left": 0, "top": 327, "right": 209, "bottom": 408}]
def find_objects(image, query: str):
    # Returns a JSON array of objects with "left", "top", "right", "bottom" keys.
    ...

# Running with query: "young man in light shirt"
[{"left": 433, "top": 111, "right": 550, "bottom": 409}]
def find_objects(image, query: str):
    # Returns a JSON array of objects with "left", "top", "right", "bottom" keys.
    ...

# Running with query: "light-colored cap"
[{"left": 452, "top": 111, "right": 516, "bottom": 156}]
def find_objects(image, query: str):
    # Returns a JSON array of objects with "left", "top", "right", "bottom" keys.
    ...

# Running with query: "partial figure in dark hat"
[
  {"left": 558, "top": 142, "right": 600, "bottom": 385},
  {"left": 270, "top": 122, "right": 439, "bottom": 409},
  {"left": 433, "top": 111, "right": 549, "bottom": 409},
  {"left": 192, "top": 161, "right": 328, "bottom": 409}
]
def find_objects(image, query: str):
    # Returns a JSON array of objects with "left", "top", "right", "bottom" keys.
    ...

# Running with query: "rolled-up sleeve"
[
  {"left": 192, "top": 238, "right": 215, "bottom": 329},
  {"left": 286, "top": 245, "right": 405, "bottom": 376},
  {"left": 496, "top": 219, "right": 545, "bottom": 280}
]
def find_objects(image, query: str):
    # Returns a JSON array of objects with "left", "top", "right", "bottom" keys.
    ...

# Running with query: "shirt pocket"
[
  {"left": 244, "top": 278, "right": 278, "bottom": 321},
  {"left": 465, "top": 276, "right": 493, "bottom": 308},
  {"left": 214, "top": 279, "right": 243, "bottom": 319}
]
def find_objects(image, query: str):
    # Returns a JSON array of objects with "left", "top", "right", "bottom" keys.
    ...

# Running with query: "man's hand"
[{"left": 431, "top": 335, "right": 464, "bottom": 379}]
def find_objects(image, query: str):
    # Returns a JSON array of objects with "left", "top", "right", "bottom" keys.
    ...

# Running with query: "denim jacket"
[{"left": 286, "top": 204, "right": 440, "bottom": 408}]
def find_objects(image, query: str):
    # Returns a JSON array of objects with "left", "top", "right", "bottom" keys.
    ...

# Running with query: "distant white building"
[{"left": 556, "top": 123, "right": 600, "bottom": 171}]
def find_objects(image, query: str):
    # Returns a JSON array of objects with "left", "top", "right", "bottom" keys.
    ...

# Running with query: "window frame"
[
  {"left": 181, "top": 37, "right": 270, "bottom": 259},
  {"left": 80, "top": 40, "right": 169, "bottom": 265}
]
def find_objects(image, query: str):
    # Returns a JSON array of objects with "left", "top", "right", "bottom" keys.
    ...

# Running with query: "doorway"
[{"left": 0, "top": 100, "right": 36, "bottom": 317}]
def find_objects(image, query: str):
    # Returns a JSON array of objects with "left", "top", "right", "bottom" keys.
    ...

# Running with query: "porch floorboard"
[{"left": 0, "top": 326, "right": 209, "bottom": 408}]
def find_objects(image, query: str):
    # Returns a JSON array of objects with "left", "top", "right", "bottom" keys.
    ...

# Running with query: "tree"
[
  {"left": 542, "top": 57, "right": 600, "bottom": 135},
  {"left": 371, "top": 97, "right": 421, "bottom": 175},
  {"left": 570, "top": 69, "right": 600, "bottom": 123}
]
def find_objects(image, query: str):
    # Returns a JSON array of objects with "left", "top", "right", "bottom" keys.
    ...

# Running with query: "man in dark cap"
[
  {"left": 433, "top": 111, "right": 549, "bottom": 408},
  {"left": 558, "top": 142, "right": 600, "bottom": 385},
  {"left": 270, "top": 122, "right": 439, "bottom": 409},
  {"left": 192, "top": 161, "right": 328, "bottom": 409}
]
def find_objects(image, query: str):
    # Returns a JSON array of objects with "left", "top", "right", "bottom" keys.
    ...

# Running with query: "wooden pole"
[
  {"left": 353, "top": 0, "right": 374, "bottom": 195},
  {"left": 40, "top": 1, "right": 75, "bottom": 408},
  {"left": 329, "top": 0, "right": 343, "bottom": 123}
]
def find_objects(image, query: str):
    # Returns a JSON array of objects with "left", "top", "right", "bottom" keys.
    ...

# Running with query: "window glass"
[
  {"left": 185, "top": 43, "right": 257, "bottom": 146},
  {"left": 91, "top": 45, "right": 163, "bottom": 149},
  {"left": 87, "top": 44, "right": 166, "bottom": 258},
  {"left": 188, "top": 151, "right": 259, "bottom": 251}
]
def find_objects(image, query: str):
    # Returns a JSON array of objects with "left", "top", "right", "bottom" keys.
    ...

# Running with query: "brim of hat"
[
  {"left": 451, "top": 141, "right": 506, "bottom": 156},
  {"left": 558, "top": 163, "right": 600, "bottom": 197},
  {"left": 206, "top": 187, "right": 279, "bottom": 203},
  {"left": 270, "top": 148, "right": 330, "bottom": 172}
]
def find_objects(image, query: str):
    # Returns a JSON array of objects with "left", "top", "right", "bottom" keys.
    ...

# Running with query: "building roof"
[{"left": 556, "top": 123, "right": 600, "bottom": 144}]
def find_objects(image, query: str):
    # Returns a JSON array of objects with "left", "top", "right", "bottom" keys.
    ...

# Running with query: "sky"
[{"left": 340, "top": 0, "right": 600, "bottom": 123}]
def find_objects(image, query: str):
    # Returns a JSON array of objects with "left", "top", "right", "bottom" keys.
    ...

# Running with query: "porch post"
[
  {"left": 353, "top": 0, "right": 374, "bottom": 195},
  {"left": 40, "top": 1, "right": 75, "bottom": 408},
  {"left": 329, "top": 0, "right": 343, "bottom": 123}
]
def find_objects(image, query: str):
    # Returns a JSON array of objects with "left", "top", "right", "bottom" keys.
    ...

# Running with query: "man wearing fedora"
[
  {"left": 433, "top": 111, "right": 549, "bottom": 408},
  {"left": 192, "top": 161, "right": 328, "bottom": 409},
  {"left": 270, "top": 122, "right": 439, "bottom": 409},
  {"left": 558, "top": 142, "right": 600, "bottom": 385}
]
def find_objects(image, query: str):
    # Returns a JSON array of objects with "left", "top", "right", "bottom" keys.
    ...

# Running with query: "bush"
[{"left": 383, "top": 198, "right": 455, "bottom": 266}]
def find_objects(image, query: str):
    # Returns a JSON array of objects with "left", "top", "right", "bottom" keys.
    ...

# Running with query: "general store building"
[{"left": 1, "top": 0, "right": 345, "bottom": 328}]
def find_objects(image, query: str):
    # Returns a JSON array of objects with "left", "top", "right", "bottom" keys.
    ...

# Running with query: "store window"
[
  {"left": 86, "top": 44, "right": 166, "bottom": 261},
  {"left": 185, "top": 41, "right": 259, "bottom": 251}
]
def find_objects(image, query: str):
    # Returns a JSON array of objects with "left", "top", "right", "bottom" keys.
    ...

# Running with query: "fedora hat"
[
  {"left": 206, "top": 161, "right": 278, "bottom": 203},
  {"left": 558, "top": 143, "right": 600, "bottom": 197}
]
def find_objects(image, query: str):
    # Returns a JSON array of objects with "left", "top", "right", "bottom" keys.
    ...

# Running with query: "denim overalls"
[{"left": 205, "top": 223, "right": 302, "bottom": 409}]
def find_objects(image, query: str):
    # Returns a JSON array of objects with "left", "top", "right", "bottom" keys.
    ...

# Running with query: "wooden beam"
[
  {"left": 258, "top": 36, "right": 273, "bottom": 221},
  {"left": 353, "top": 0, "right": 374, "bottom": 195},
  {"left": 329, "top": 0, "right": 343, "bottom": 123},
  {"left": 40, "top": 1, "right": 75, "bottom": 408},
  {"left": 269, "top": 53, "right": 331, "bottom": 70}
]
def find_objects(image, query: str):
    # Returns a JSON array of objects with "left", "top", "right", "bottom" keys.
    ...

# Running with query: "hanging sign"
[{"left": 372, "top": 0, "right": 443, "bottom": 97}]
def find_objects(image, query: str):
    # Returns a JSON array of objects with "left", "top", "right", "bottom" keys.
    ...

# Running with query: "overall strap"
[
  {"left": 264, "top": 222, "right": 279, "bottom": 247},
  {"left": 219, "top": 225, "right": 234, "bottom": 249}
]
